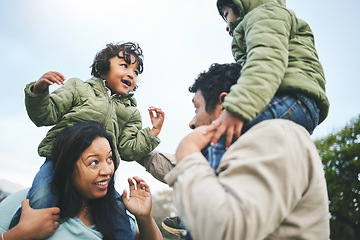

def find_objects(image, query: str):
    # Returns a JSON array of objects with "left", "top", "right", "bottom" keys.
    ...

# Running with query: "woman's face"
[{"left": 72, "top": 137, "right": 115, "bottom": 200}]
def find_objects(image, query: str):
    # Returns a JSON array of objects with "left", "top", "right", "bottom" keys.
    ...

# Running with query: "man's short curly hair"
[{"left": 189, "top": 62, "right": 242, "bottom": 113}]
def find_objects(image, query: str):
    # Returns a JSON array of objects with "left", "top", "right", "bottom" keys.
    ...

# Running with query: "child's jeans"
[
  {"left": 10, "top": 159, "right": 134, "bottom": 240},
  {"left": 203, "top": 92, "right": 320, "bottom": 172}
]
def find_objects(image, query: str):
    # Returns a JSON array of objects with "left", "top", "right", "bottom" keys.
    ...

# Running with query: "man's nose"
[{"left": 189, "top": 119, "right": 196, "bottom": 130}]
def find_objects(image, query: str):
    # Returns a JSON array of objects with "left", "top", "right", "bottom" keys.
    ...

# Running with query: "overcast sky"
[{"left": 1, "top": 0, "right": 359, "bottom": 194}]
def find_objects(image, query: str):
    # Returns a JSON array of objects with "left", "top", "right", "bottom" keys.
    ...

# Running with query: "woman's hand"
[
  {"left": 122, "top": 176, "right": 152, "bottom": 217},
  {"left": 122, "top": 177, "right": 163, "bottom": 240}
]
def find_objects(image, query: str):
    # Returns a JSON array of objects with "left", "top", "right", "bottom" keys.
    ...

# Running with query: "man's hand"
[
  {"left": 175, "top": 125, "right": 215, "bottom": 163},
  {"left": 32, "top": 71, "right": 65, "bottom": 94},
  {"left": 17, "top": 199, "right": 60, "bottom": 239},
  {"left": 204, "top": 110, "right": 243, "bottom": 149}
]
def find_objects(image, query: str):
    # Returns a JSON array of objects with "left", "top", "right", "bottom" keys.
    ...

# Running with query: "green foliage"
[{"left": 315, "top": 114, "right": 360, "bottom": 240}]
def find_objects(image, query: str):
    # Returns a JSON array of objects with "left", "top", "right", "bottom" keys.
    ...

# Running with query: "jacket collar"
[
  {"left": 87, "top": 77, "right": 136, "bottom": 105},
  {"left": 87, "top": 77, "right": 134, "bottom": 98}
]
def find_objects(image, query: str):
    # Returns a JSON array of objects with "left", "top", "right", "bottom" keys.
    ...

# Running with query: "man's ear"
[{"left": 219, "top": 92, "right": 228, "bottom": 104}]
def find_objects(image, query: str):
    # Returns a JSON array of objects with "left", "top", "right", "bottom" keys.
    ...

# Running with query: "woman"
[{"left": 0, "top": 120, "right": 162, "bottom": 240}]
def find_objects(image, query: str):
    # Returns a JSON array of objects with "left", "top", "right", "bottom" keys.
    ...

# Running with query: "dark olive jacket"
[
  {"left": 224, "top": 0, "right": 329, "bottom": 123},
  {"left": 25, "top": 77, "right": 160, "bottom": 163}
]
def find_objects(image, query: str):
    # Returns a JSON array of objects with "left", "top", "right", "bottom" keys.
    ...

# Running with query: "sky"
[{"left": 0, "top": 0, "right": 359, "bottom": 194}]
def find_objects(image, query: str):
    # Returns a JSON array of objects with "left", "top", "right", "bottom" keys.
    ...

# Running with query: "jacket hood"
[{"left": 232, "top": 0, "right": 285, "bottom": 17}]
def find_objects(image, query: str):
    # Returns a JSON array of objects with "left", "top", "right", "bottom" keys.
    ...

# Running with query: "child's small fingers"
[
  {"left": 43, "top": 80, "right": 54, "bottom": 86},
  {"left": 155, "top": 109, "right": 164, "bottom": 116},
  {"left": 148, "top": 109, "right": 154, "bottom": 117},
  {"left": 203, "top": 123, "right": 217, "bottom": 135},
  {"left": 53, "top": 71, "right": 66, "bottom": 80},
  {"left": 226, "top": 130, "right": 234, "bottom": 149},
  {"left": 210, "top": 129, "right": 223, "bottom": 146}
]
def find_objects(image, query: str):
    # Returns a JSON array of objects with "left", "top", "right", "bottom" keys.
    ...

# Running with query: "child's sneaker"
[{"left": 161, "top": 216, "right": 186, "bottom": 237}]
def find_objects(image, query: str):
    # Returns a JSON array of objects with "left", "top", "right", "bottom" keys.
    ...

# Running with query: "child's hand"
[
  {"left": 32, "top": 71, "right": 65, "bottom": 94},
  {"left": 122, "top": 176, "right": 152, "bottom": 218},
  {"left": 148, "top": 106, "right": 165, "bottom": 138},
  {"left": 204, "top": 109, "right": 244, "bottom": 149}
]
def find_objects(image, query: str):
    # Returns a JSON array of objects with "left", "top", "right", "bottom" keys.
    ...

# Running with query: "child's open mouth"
[{"left": 121, "top": 79, "right": 131, "bottom": 87}]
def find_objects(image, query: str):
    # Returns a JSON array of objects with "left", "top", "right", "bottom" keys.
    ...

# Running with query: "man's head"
[
  {"left": 188, "top": 62, "right": 242, "bottom": 129},
  {"left": 91, "top": 42, "right": 144, "bottom": 94}
]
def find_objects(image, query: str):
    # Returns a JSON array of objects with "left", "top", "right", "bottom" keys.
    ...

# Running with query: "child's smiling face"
[{"left": 104, "top": 52, "right": 139, "bottom": 95}]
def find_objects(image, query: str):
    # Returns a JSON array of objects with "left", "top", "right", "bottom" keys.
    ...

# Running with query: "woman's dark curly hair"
[
  {"left": 188, "top": 62, "right": 242, "bottom": 113},
  {"left": 91, "top": 41, "right": 144, "bottom": 81}
]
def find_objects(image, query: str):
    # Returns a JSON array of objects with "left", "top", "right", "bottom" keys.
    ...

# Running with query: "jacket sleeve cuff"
[
  {"left": 24, "top": 82, "right": 49, "bottom": 98},
  {"left": 144, "top": 127, "right": 161, "bottom": 145}
]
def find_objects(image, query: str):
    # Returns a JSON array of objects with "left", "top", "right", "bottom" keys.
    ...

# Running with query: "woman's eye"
[
  {"left": 107, "top": 156, "right": 113, "bottom": 162},
  {"left": 121, "top": 64, "right": 127, "bottom": 68},
  {"left": 90, "top": 160, "right": 98, "bottom": 166},
  {"left": 134, "top": 71, "right": 139, "bottom": 76}
]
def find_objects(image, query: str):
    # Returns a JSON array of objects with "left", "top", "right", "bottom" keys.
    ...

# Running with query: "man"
[
  {"left": 162, "top": 62, "right": 242, "bottom": 237},
  {"left": 163, "top": 63, "right": 330, "bottom": 239},
  {"left": 140, "top": 62, "right": 242, "bottom": 184}
]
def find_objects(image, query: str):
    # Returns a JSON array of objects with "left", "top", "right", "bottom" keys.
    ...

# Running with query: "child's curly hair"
[{"left": 91, "top": 42, "right": 144, "bottom": 78}]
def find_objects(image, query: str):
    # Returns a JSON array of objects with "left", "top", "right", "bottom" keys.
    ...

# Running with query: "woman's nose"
[{"left": 99, "top": 162, "right": 112, "bottom": 175}]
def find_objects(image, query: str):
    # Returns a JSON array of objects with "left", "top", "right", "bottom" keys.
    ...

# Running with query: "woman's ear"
[{"left": 219, "top": 92, "right": 228, "bottom": 104}]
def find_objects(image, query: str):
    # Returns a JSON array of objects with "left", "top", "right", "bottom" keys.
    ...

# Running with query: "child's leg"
[
  {"left": 111, "top": 191, "right": 135, "bottom": 239},
  {"left": 242, "top": 92, "right": 319, "bottom": 134},
  {"left": 10, "top": 159, "right": 58, "bottom": 228}
]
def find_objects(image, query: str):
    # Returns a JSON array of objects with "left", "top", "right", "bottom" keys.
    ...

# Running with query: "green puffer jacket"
[
  {"left": 25, "top": 77, "right": 160, "bottom": 163},
  {"left": 223, "top": 0, "right": 329, "bottom": 123}
]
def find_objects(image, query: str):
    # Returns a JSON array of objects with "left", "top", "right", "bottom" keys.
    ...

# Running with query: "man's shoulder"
[{"left": 233, "top": 119, "right": 314, "bottom": 155}]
